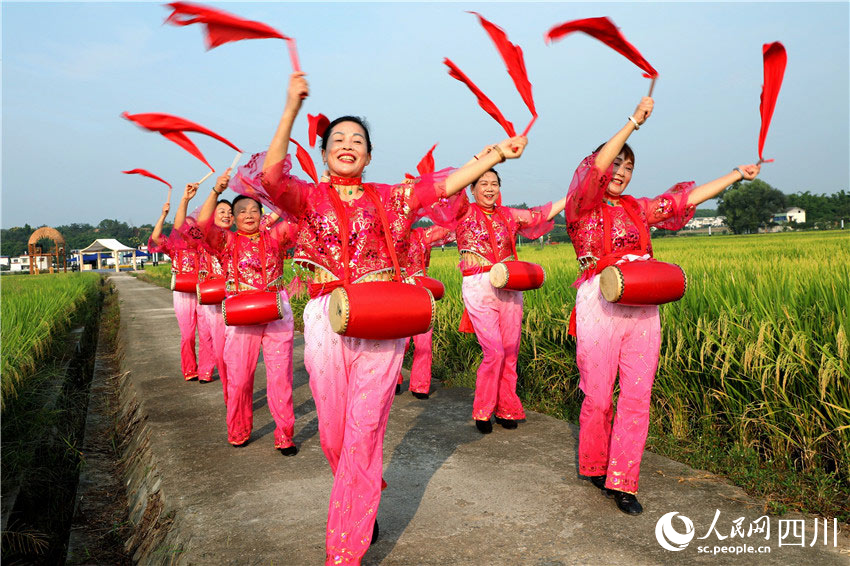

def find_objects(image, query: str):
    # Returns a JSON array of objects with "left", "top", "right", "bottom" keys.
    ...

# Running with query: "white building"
[
  {"left": 9, "top": 255, "right": 50, "bottom": 272},
  {"left": 772, "top": 207, "right": 806, "bottom": 224},
  {"left": 684, "top": 216, "right": 727, "bottom": 229}
]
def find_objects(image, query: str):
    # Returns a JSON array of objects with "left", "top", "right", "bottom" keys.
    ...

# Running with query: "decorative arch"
[{"left": 27, "top": 226, "right": 67, "bottom": 274}]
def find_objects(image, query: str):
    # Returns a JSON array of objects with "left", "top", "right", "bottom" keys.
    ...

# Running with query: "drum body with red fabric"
[
  {"left": 197, "top": 278, "right": 226, "bottom": 305},
  {"left": 599, "top": 260, "right": 687, "bottom": 306},
  {"left": 329, "top": 281, "right": 434, "bottom": 340},
  {"left": 222, "top": 291, "right": 284, "bottom": 326},
  {"left": 414, "top": 276, "right": 445, "bottom": 301},
  {"left": 171, "top": 272, "right": 198, "bottom": 293},
  {"left": 489, "top": 261, "right": 546, "bottom": 291}
]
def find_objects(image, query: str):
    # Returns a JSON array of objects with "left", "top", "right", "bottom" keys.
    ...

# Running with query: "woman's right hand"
[
  {"left": 287, "top": 71, "right": 309, "bottom": 108},
  {"left": 632, "top": 96, "right": 654, "bottom": 125},
  {"left": 161, "top": 202, "right": 170, "bottom": 217},
  {"left": 183, "top": 182, "right": 199, "bottom": 201}
]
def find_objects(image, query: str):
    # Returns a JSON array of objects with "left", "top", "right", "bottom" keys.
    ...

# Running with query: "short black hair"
[
  {"left": 321, "top": 116, "right": 372, "bottom": 154},
  {"left": 593, "top": 142, "right": 635, "bottom": 166},
  {"left": 231, "top": 195, "right": 263, "bottom": 213}
]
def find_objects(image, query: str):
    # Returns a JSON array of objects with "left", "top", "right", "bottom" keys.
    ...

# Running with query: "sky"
[{"left": 2, "top": 1, "right": 848, "bottom": 229}]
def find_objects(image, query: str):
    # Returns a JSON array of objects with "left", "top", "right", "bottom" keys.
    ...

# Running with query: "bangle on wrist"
[
  {"left": 628, "top": 116, "right": 640, "bottom": 130},
  {"left": 734, "top": 167, "right": 745, "bottom": 180},
  {"left": 492, "top": 144, "right": 506, "bottom": 163}
]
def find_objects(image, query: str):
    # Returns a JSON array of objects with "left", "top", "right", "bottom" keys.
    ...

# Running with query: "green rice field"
[{"left": 1, "top": 273, "right": 102, "bottom": 409}]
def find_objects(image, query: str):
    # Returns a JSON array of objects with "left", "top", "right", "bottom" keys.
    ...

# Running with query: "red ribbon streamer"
[
  {"left": 444, "top": 57, "right": 516, "bottom": 137},
  {"left": 289, "top": 138, "right": 318, "bottom": 184},
  {"left": 122, "top": 111, "right": 242, "bottom": 171},
  {"left": 545, "top": 17, "right": 658, "bottom": 79},
  {"left": 468, "top": 12, "right": 537, "bottom": 135},
  {"left": 164, "top": 1, "right": 300, "bottom": 71},
  {"left": 122, "top": 168, "right": 172, "bottom": 189},
  {"left": 416, "top": 144, "right": 438, "bottom": 176},
  {"left": 758, "top": 42, "right": 786, "bottom": 164},
  {"left": 308, "top": 113, "right": 330, "bottom": 148}
]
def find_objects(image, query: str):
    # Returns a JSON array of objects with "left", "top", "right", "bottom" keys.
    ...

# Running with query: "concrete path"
[{"left": 108, "top": 273, "right": 848, "bottom": 565}]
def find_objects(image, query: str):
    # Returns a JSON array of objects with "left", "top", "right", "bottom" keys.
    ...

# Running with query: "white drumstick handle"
[
  {"left": 198, "top": 171, "right": 214, "bottom": 184},
  {"left": 229, "top": 152, "right": 242, "bottom": 172}
]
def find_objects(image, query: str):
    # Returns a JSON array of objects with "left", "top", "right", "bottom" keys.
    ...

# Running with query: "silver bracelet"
[
  {"left": 628, "top": 116, "right": 640, "bottom": 130},
  {"left": 734, "top": 167, "right": 745, "bottom": 180}
]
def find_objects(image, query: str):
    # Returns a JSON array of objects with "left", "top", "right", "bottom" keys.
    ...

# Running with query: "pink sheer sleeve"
[
  {"left": 424, "top": 225, "right": 455, "bottom": 247},
  {"left": 637, "top": 182, "right": 697, "bottom": 230},
  {"left": 509, "top": 203, "right": 554, "bottom": 240},
  {"left": 147, "top": 235, "right": 170, "bottom": 255},
  {"left": 231, "top": 152, "right": 312, "bottom": 218},
  {"left": 564, "top": 153, "right": 613, "bottom": 224},
  {"left": 269, "top": 218, "right": 299, "bottom": 249}
]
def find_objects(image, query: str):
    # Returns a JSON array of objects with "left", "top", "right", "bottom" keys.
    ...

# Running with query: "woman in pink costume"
[
  {"left": 194, "top": 172, "right": 301, "bottom": 455},
  {"left": 248, "top": 71, "right": 528, "bottom": 565},
  {"left": 567, "top": 96, "right": 761, "bottom": 515},
  {"left": 171, "top": 182, "right": 232, "bottom": 387},
  {"left": 451, "top": 166, "right": 566, "bottom": 434},
  {"left": 149, "top": 198, "right": 201, "bottom": 381},
  {"left": 399, "top": 225, "right": 455, "bottom": 399}
]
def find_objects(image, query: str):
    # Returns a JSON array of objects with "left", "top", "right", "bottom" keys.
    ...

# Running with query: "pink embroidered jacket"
[{"left": 233, "top": 152, "right": 457, "bottom": 283}]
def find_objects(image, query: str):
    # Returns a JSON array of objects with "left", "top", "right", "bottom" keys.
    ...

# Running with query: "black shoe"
[
  {"left": 612, "top": 490, "right": 643, "bottom": 515},
  {"left": 475, "top": 419, "right": 493, "bottom": 434},
  {"left": 371, "top": 521, "right": 379, "bottom": 544},
  {"left": 278, "top": 445, "right": 299, "bottom": 457},
  {"left": 494, "top": 416, "right": 518, "bottom": 429},
  {"left": 412, "top": 392, "right": 430, "bottom": 400},
  {"left": 395, "top": 384, "right": 402, "bottom": 395},
  {"left": 589, "top": 475, "right": 607, "bottom": 490}
]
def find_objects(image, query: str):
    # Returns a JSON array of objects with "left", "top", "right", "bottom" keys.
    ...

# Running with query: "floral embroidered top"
[
  {"left": 450, "top": 199, "right": 554, "bottom": 269},
  {"left": 176, "top": 214, "right": 279, "bottom": 282},
  {"left": 201, "top": 220, "right": 298, "bottom": 294},
  {"left": 147, "top": 233, "right": 199, "bottom": 275},
  {"left": 406, "top": 225, "right": 455, "bottom": 276},
  {"left": 565, "top": 153, "right": 696, "bottom": 286},
  {"left": 233, "top": 152, "right": 457, "bottom": 284}
]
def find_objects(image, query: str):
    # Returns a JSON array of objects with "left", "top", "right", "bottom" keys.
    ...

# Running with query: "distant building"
[
  {"left": 772, "top": 207, "right": 806, "bottom": 224},
  {"left": 684, "top": 216, "right": 727, "bottom": 229}
]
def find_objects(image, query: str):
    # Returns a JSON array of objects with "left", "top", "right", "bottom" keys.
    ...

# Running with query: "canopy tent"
[{"left": 77, "top": 238, "right": 142, "bottom": 272}]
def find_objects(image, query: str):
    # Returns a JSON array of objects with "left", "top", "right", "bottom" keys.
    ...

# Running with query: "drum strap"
[
  {"left": 601, "top": 196, "right": 650, "bottom": 256},
  {"left": 326, "top": 184, "right": 404, "bottom": 286},
  {"left": 474, "top": 203, "right": 518, "bottom": 263},
  {"left": 231, "top": 232, "right": 271, "bottom": 293}
]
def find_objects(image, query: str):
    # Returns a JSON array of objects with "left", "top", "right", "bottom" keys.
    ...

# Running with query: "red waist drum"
[
  {"left": 222, "top": 291, "right": 283, "bottom": 326},
  {"left": 171, "top": 272, "right": 198, "bottom": 293},
  {"left": 489, "top": 261, "right": 546, "bottom": 291},
  {"left": 414, "top": 276, "right": 445, "bottom": 301},
  {"left": 197, "top": 278, "right": 226, "bottom": 305},
  {"left": 329, "top": 281, "right": 434, "bottom": 340},
  {"left": 599, "top": 261, "right": 687, "bottom": 306}
]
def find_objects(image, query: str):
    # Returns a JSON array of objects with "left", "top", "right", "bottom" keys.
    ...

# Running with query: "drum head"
[
  {"left": 489, "top": 262, "right": 509, "bottom": 288},
  {"left": 599, "top": 266, "right": 624, "bottom": 302},
  {"left": 328, "top": 287, "right": 350, "bottom": 334}
]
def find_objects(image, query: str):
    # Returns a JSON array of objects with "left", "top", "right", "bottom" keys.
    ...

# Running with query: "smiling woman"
[{"left": 236, "top": 70, "right": 531, "bottom": 565}]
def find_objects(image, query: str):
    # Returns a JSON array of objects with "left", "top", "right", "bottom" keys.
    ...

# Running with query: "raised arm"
[
  {"left": 150, "top": 202, "right": 170, "bottom": 247},
  {"left": 445, "top": 136, "right": 528, "bottom": 196},
  {"left": 263, "top": 72, "right": 309, "bottom": 172},
  {"left": 173, "top": 182, "right": 199, "bottom": 230},
  {"left": 594, "top": 97, "right": 653, "bottom": 174},
  {"left": 197, "top": 169, "right": 231, "bottom": 228},
  {"left": 687, "top": 164, "right": 761, "bottom": 206}
]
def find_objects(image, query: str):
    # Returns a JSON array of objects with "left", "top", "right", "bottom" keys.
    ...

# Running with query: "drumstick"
[
  {"left": 229, "top": 152, "right": 242, "bottom": 172},
  {"left": 166, "top": 187, "right": 172, "bottom": 206},
  {"left": 197, "top": 171, "right": 214, "bottom": 184},
  {"left": 647, "top": 77, "right": 657, "bottom": 97}
]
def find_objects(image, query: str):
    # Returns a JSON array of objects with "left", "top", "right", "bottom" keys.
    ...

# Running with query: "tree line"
[
  {"left": 3, "top": 182, "right": 847, "bottom": 257},
  {"left": 0, "top": 219, "right": 163, "bottom": 258}
]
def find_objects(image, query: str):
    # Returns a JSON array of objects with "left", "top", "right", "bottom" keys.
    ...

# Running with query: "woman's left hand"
[
  {"left": 737, "top": 164, "right": 760, "bottom": 180},
  {"left": 499, "top": 135, "right": 528, "bottom": 159}
]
